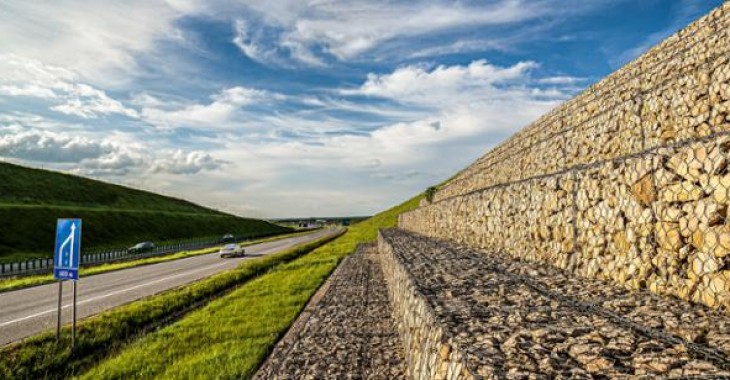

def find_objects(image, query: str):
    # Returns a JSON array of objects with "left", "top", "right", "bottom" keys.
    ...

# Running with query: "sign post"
[
  {"left": 57, "top": 282, "right": 62, "bottom": 341},
  {"left": 53, "top": 218, "right": 82, "bottom": 349}
]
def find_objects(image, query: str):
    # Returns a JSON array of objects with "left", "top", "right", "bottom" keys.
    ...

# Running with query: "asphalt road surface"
[{"left": 0, "top": 228, "right": 339, "bottom": 346}]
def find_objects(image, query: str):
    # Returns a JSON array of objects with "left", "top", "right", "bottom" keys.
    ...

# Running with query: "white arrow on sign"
[{"left": 57, "top": 223, "right": 76, "bottom": 268}]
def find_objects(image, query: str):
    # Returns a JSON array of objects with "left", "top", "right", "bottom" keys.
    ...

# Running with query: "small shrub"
[{"left": 425, "top": 186, "right": 437, "bottom": 203}]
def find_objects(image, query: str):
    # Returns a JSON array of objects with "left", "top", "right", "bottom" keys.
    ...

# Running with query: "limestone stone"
[
  {"left": 701, "top": 226, "right": 730, "bottom": 258},
  {"left": 691, "top": 251, "right": 722, "bottom": 277},
  {"left": 404, "top": 3, "right": 730, "bottom": 313},
  {"left": 704, "top": 145, "right": 727, "bottom": 174},
  {"left": 657, "top": 222, "right": 683, "bottom": 251},
  {"left": 631, "top": 174, "right": 656, "bottom": 206},
  {"left": 709, "top": 174, "right": 730, "bottom": 204},
  {"left": 379, "top": 229, "right": 730, "bottom": 378},
  {"left": 667, "top": 146, "right": 706, "bottom": 182},
  {"left": 660, "top": 182, "right": 703, "bottom": 203}
]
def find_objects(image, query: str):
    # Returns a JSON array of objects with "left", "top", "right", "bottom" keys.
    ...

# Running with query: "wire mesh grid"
[
  {"left": 381, "top": 228, "right": 730, "bottom": 378},
  {"left": 399, "top": 6, "right": 730, "bottom": 312},
  {"left": 436, "top": 9, "right": 729, "bottom": 202}
]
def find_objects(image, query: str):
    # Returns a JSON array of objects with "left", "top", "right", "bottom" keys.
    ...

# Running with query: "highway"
[{"left": 0, "top": 228, "right": 338, "bottom": 346}]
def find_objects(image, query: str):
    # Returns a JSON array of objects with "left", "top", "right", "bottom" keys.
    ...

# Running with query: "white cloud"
[
  {"left": 229, "top": 0, "right": 618, "bottom": 66},
  {"left": 232, "top": 19, "right": 281, "bottom": 65},
  {"left": 151, "top": 150, "right": 230, "bottom": 175},
  {"left": 0, "top": 121, "right": 227, "bottom": 177},
  {"left": 343, "top": 60, "right": 540, "bottom": 106},
  {"left": 0, "top": 85, "right": 57, "bottom": 99},
  {"left": 0, "top": 130, "right": 116, "bottom": 163},
  {"left": 537, "top": 76, "right": 586, "bottom": 85},
  {"left": 0, "top": 55, "right": 139, "bottom": 119},
  {"left": 0, "top": 0, "right": 205, "bottom": 85},
  {"left": 140, "top": 86, "right": 284, "bottom": 129},
  {"left": 79, "top": 151, "right": 146, "bottom": 176},
  {"left": 282, "top": 0, "right": 539, "bottom": 62},
  {"left": 213, "top": 86, "right": 282, "bottom": 105},
  {"left": 127, "top": 58, "right": 573, "bottom": 217}
]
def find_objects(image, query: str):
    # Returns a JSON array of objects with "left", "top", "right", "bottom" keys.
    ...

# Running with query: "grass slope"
[
  {"left": 82, "top": 193, "right": 423, "bottom": 379},
  {"left": 0, "top": 162, "right": 214, "bottom": 211},
  {"left": 0, "top": 230, "right": 343, "bottom": 380},
  {"left": 0, "top": 162, "right": 290, "bottom": 260}
]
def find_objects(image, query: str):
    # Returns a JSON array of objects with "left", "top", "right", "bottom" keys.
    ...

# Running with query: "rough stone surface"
[
  {"left": 402, "top": 3, "right": 730, "bottom": 311},
  {"left": 379, "top": 228, "right": 730, "bottom": 379},
  {"left": 254, "top": 244, "right": 406, "bottom": 380},
  {"left": 434, "top": 2, "right": 730, "bottom": 203}
]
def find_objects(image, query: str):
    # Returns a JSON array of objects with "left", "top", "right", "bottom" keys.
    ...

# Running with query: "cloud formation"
[
  {"left": 0, "top": 121, "right": 226, "bottom": 177},
  {"left": 227, "top": 0, "right": 627, "bottom": 67},
  {"left": 151, "top": 150, "right": 230, "bottom": 175},
  {"left": 139, "top": 86, "right": 284, "bottom": 129},
  {"left": 0, "top": 0, "right": 720, "bottom": 218},
  {"left": 0, "top": 0, "right": 203, "bottom": 85},
  {"left": 345, "top": 60, "right": 539, "bottom": 106},
  {"left": 0, "top": 55, "right": 139, "bottom": 119}
]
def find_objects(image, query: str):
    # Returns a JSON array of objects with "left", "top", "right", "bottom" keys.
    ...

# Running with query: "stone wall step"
[
  {"left": 378, "top": 228, "right": 730, "bottom": 379},
  {"left": 255, "top": 243, "right": 406, "bottom": 379}
]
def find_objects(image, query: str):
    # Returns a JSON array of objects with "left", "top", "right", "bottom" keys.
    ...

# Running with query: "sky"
[{"left": 0, "top": 0, "right": 724, "bottom": 218}]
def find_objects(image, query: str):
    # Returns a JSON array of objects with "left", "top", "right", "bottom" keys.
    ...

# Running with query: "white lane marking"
[
  {"left": 0, "top": 232, "right": 329, "bottom": 328},
  {"left": 0, "top": 260, "right": 233, "bottom": 328}
]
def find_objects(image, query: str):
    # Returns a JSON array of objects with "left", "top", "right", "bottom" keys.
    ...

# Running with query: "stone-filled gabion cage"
[{"left": 400, "top": 3, "right": 730, "bottom": 312}]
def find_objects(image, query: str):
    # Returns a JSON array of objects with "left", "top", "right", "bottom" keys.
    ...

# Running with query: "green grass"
[
  {"left": 0, "top": 230, "right": 344, "bottom": 380},
  {"left": 0, "top": 162, "right": 217, "bottom": 212},
  {"left": 80, "top": 194, "right": 423, "bottom": 379},
  {"left": 0, "top": 207, "right": 290, "bottom": 261},
  {"left": 0, "top": 229, "right": 319, "bottom": 293},
  {"left": 0, "top": 162, "right": 291, "bottom": 260}
]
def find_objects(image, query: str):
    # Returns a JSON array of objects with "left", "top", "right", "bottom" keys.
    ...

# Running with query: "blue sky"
[{"left": 0, "top": 0, "right": 724, "bottom": 218}]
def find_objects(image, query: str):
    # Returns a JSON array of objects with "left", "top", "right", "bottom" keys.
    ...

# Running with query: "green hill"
[{"left": 0, "top": 162, "right": 291, "bottom": 262}]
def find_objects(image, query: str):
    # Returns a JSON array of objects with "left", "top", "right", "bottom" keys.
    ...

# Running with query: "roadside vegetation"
[
  {"left": 0, "top": 162, "right": 216, "bottom": 212},
  {"left": 0, "top": 229, "right": 320, "bottom": 293},
  {"left": 0, "top": 162, "right": 289, "bottom": 262},
  {"left": 0, "top": 229, "right": 343, "bottom": 380},
  {"left": 81, "top": 194, "right": 423, "bottom": 379}
]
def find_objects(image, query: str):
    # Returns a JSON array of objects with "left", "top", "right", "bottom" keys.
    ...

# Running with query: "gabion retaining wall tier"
[{"left": 401, "top": 2, "right": 730, "bottom": 312}]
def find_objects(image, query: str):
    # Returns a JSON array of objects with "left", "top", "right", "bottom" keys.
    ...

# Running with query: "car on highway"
[
  {"left": 220, "top": 244, "right": 245, "bottom": 258},
  {"left": 128, "top": 241, "right": 155, "bottom": 254}
]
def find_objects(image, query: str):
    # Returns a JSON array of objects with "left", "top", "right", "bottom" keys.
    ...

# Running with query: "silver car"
[
  {"left": 128, "top": 241, "right": 155, "bottom": 253},
  {"left": 219, "top": 244, "right": 245, "bottom": 258}
]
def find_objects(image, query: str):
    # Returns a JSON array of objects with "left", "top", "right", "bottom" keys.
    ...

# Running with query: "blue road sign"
[{"left": 54, "top": 219, "right": 82, "bottom": 281}]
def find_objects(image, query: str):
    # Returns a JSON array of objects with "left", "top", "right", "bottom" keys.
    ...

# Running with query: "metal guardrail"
[{"left": 0, "top": 234, "right": 269, "bottom": 278}]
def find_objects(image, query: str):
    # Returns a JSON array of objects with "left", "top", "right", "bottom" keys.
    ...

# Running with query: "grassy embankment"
[
  {"left": 0, "top": 229, "right": 320, "bottom": 293},
  {"left": 82, "top": 194, "right": 423, "bottom": 379},
  {"left": 0, "top": 229, "right": 344, "bottom": 380},
  {"left": 0, "top": 162, "right": 290, "bottom": 262}
]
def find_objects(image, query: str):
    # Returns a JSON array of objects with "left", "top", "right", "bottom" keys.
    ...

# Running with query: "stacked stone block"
[
  {"left": 378, "top": 229, "right": 730, "bottom": 378},
  {"left": 436, "top": 3, "right": 729, "bottom": 202},
  {"left": 255, "top": 244, "right": 406, "bottom": 379},
  {"left": 400, "top": 3, "right": 730, "bottom": 311}
]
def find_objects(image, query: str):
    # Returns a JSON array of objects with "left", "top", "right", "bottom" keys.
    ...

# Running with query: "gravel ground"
[
  {"left": 255, "top": 244, "right": 406, "bottom": 380},
  {"left": 380, "top": 228, "right": 730, "bottom": 379}
]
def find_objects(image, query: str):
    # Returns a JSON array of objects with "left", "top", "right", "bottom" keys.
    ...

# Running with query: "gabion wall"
[{"left": 400, "top": 3, "right": 730, "bottom": 310}]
